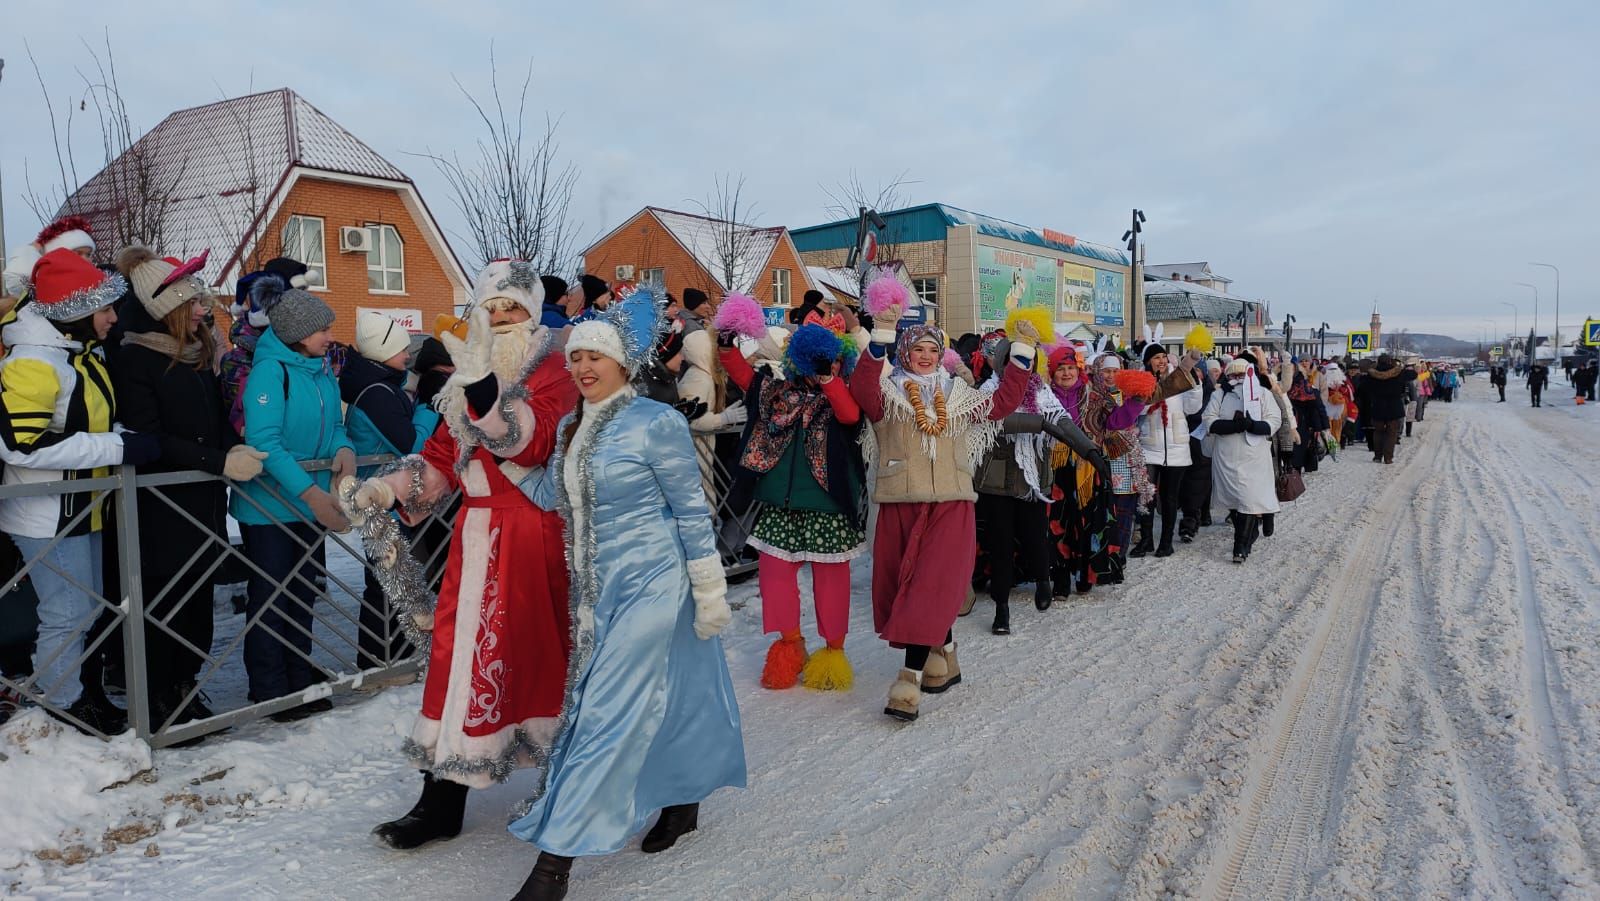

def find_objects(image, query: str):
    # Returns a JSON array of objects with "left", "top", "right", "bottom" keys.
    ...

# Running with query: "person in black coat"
[
  {"left": 113, "top": 247, "right": 267, "bottom": 729},
  {"left": 1576, "top": 359, "right": 1598, "bottom": 401},
  {"left": 1528, "top": 363, "right": 1550, "bottom": 407},
  {"left": 1360, "top": 354, "right": 1416, "bottom": 464},
  {"left": 1490, "top": 364, "right": 1508, "bottom": 402}
]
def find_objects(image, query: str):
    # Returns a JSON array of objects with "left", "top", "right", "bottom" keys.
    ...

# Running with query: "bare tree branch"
[
  {"left": 821, "top": 169, "right": 918, "bottom": 266},
  {"left": 692, "top": 173, "right": 763, "bottom": 296}
]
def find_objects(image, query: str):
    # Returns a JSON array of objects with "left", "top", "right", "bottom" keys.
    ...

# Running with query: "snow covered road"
[{"left": 6, "top": 385, "right": 1599, "bottom": 899}]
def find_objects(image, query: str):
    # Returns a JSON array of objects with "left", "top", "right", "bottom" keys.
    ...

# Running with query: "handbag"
[{"left": 1276, "top": 467, "right": 1306, "bottom": 503}]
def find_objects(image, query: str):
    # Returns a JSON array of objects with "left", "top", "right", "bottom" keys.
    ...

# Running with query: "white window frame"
[
  {"left": 280, "top": 215, "right": 327, "bottom": 290},
  {"left": 641, "top": 267, "right": 666, "bottom": 290},
  {"left": 771, "top": 268, "right": 792, "bottom": 307},
  {"left": 365, "top": 223, "right": 406, "bottom": 295},
  {"left": 913, "top": 276, "right": 939, "bottom": 306}
]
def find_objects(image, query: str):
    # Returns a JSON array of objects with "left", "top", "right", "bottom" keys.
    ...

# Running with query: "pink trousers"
[{"left": 759, "top": 555, "right": 852, "bottom": 643}]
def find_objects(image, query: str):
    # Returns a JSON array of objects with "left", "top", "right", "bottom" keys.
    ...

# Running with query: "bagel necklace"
[{"left": 907, "top": 382, "right": 948, "bottom": 435}]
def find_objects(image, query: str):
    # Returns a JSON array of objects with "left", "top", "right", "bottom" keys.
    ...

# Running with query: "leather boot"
[
  {"left": 374, "top": 772, "right": 468, "bottom": 849},
  {"left": 642, "top": 803, "right": 699, "bottom": 853},
  {"left": 990, "top": 600, "right": 1011, "bottom": 635},
  {"left": 1231, "top": 515, "right": 1247, "bottom": 563},
  {"left": 1034, "top": 579, "right": 1053, "bottom": 611},
  {"left": 512, "top": 852, "right": 572, "bottom": 901},
  {"left": 1241, "top": 516, "right": 1261, "bottom": 561},
  {"left": 1261, "top": 513, "right": 1275, "bottom": 538},
  {"left": 1154, "top": 518, "right": 1177, "bottom": 557},
  {"left": 1129, "top": 513, "right": 1155, "bottom": 557}
]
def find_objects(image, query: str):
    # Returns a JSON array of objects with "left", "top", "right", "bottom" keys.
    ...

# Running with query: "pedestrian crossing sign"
[
  {"left": 1491, "top": 346, "right": 1503, "bottom": 357},
  {"left": 1347, "top": 331, "right": 1371, "bottom": 352},
  {"left": 1585, "top": 320, "right": 1600, "bottom": 346}
]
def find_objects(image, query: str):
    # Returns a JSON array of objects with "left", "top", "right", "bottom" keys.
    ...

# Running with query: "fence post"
[{"left": 116, "top": 463, "right": 151, "bottom": 740}]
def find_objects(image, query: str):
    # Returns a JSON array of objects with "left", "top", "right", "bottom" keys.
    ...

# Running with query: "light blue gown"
[{"left": 509, "top": 391, "right": 746, "bottom": 857}]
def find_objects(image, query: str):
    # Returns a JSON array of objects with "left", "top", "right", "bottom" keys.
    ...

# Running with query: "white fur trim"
[
  {"left": 42, "top": 229, "right": 94, "bottom": 254},
  {"left": 468, "top": 396, "right": 536, "bottom": 458},
  {"left": 565, "top": 320, "right": 626, "bottom": 369},
  {"left": 687, "top": 553, "right": 724, "bottom": 588},
  {"left": 870, "top": 328, "right": 897, "bottom": 346},
  {"left": 409, "top": 715, "right": 559, "bottom": 789},
  {"left": 1010, "top": 343, "right": 1036, "bottom": 367}
]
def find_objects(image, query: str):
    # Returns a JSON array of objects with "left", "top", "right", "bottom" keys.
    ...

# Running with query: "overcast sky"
[{"left": 5, "top": 0, "right": 1596, "bottom": 341}]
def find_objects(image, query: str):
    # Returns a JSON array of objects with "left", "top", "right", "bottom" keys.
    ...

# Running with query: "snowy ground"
[{"left": 5, "top": 379, "right": 1599, "bottom": 900}]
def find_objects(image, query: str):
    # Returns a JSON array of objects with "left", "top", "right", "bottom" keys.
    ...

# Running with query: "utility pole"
[
  {"left": 1318, "top": 321, "right": 1330, "bottom": 360},
  {"left": 1515, "top": 281, "right": 1540, "bottom": 351},
  {"left": 0, "top": 58, "right": 7, "bottom": 258}
]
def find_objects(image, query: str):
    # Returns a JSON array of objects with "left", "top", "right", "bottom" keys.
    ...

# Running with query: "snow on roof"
[
  {"left": 1143, "top": 275, "right": 1264, "bottom": 324},
  {"left": 807, "top": 262, "right": 915, "bottom": 305},
  {"left": 650, "top": 207, "right": 782, "bottom": 295},
  {"left": 1148, "top": 262, "right": 1232, "bottom": 284},
  {"left": 58, "top": 88, "right": 409, "bottom": 287}
]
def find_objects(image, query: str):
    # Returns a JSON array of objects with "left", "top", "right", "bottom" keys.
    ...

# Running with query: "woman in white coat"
[
  {"left": 1201, "top": 356, "right": 1280, "bottom": 563},
  {"left": 1133, "top": 340, "right": 1203, "bottom": 557}
]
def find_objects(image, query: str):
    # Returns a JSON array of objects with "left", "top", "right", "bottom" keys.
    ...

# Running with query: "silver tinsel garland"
[{"left": 338, "top": 456, "right": 438, "bottom": 652}]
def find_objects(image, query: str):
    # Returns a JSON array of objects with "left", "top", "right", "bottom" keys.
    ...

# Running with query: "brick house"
[
  {"left": 57, "top": 88, "right": 469, "bottom": 342},
  {"left": 583, "top": 207, "right": 815, "bottom": 310}
]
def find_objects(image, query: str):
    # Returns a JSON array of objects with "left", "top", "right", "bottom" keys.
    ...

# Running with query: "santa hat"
[
  {"left": 356, "top": 310, "right": 411, "bottom": 362},
  {"left": 472, "top": 259, "right": 543, "bottom": 316},
  {"left": 36, "top": 216, "right": 96, "bottom": 256},
  {"left": 29, "top": 248, "right": 125, "bottom": 322},
  {"left": 116, "top": 246, "right": 211, "bottom": 320}
]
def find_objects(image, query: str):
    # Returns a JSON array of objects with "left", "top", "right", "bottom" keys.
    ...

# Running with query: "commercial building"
[{"left": 791, "top": 203, "right": 1132, "bottom": 341}]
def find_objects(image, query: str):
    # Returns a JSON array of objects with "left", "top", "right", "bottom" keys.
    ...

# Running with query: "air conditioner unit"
[
  {"left": 340, "top": 226, "right": 374, "bottom": 253},
  {"left": 614, "top": 264, "right": 635, "bottom": 281}
]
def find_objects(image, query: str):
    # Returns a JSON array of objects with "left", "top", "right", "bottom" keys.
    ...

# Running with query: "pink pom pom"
[
  {"left": 712, "top": 293, "right": 766, "bottom": 339},
  {"left": 942, "top": 349, "right": 962, "bottom": 373},
  {"left": 864, "top": 277, "right": 910, "bottom": 316}
]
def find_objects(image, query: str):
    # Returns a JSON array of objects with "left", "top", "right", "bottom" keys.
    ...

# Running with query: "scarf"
[
  {"left": 122, "top": 330, "right": 206, "bottom": 367},
  {"left": 740, "top": 376, "right": 831, "bottom": 488},
  {"left": 1080, "top": 384, "right": 1134, "bottom": 460},
  {"left": 1288, "top": 371, "right": 1319, "bottom": 403}
]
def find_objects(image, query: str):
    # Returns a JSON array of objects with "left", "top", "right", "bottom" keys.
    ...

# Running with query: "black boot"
[
  {"left": 374, "top": 772, "right": 468, "bottom": 849},
  {"left": 1241, "top": 516, "right": 1261, "bottom": 560},
  {"left": 51, "top": 694, "right": 128, "bottom": 736},
  {"left": 1405, "top": 422, "right": 1412, "bottom": 437},
  {"left": 1231, "top": 516, "right": 1247, "bottom": 563},
  {"left": 1261, "top": 513, "right": 1275, "bottom": 538},
  {"left": 1129, "top": 513, "right": 1155, "bottom": 558},
  {"left": 1034, "top": 579, "right": 1053, "bottom": 611},
  {"left": 512, "top": 852, "right": 572, "bottom": 900},
  {"left": 990, "top": 600, "right": 1011, "bottom": 635},
  {"left": 641, "top": 803, "right": 699, "bottom": 853},
  {"left": 1154, "top": 518, "right": 1177, "bottom": 557}
]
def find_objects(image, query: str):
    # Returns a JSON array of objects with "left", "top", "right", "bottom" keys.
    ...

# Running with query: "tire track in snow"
[{"left": 1201, "top": 430, "right": 1432, "bottom": 901}]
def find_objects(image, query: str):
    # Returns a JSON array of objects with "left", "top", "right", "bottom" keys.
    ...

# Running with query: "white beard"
[{"left": 489, "top": 319, "right": 541, "bottom": 384}]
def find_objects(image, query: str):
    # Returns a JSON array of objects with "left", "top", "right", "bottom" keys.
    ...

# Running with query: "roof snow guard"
[{"left": 57, "top": 88, "right": 410, "bottom": 287}]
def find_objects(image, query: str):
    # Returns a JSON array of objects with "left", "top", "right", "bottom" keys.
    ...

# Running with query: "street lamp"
[
  {"left": 1530, "top": 262, "right": 1559, "bottom": 358},
  {"left": 1500, "top": 301, "right": 1519, "bottom": 339},
  {"left": 1318, "top": 321, "right": 1330, "bottom": 359},
  {"left": 1515, "top": 281, "right": 1540, "bottom": 349}
]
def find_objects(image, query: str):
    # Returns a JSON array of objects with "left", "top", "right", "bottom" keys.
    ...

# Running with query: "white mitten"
[
  {"left": 223, "top": 445, "right": 267, "bottom": 481},
  {"left": 355, "top": 476, "right": 397, "bottom": 512},
  {"left": 688, "top": 555, "right": 731, "bottom": 640},
  {"left": 412, "top": 611, "right": 435, "bottom": 632},
  {"left": 719, "top": 402, "right": 748, "bottom": 429},
  {"left": 439, "top": 305, "right": 495, "bottom": 384}
]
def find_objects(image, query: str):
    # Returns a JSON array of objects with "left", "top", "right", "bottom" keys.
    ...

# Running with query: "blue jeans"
[
  {"left": 13, "top": 532, "right": 104, "bottom": 707},
  {"left": 241, "top": 523, "right": 325, "bottom": 702}
]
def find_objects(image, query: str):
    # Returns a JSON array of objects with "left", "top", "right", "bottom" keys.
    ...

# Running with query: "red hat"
[
  {"left": 29, "top": 248, "right": 126, "bottom": 322},
  {"left": 1048, "top": 344, "right": 1082, "bottom": 374}
]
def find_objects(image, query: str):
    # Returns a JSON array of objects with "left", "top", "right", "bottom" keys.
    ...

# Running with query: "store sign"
[
  {"left": 358, "top": 307, "right": 424, "bottom": 332},
  {"left": 1093, "top": 270, "right": 1125, "bottom": 327},
  {"left": 976, "top": 244, "right": 1058, "bottom": 323},
  {"left": 1347, "top": 331, "right": 1372, "bottom": 352},
  {"left": 1060, "top": 262, "right": 1095, "bottom": 319}
]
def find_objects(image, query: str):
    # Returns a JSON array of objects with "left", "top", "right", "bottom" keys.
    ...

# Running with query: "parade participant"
[
  {"left": 1322, "top": 363, "right": 1351, "bottom": 446},
  {"left": 1077, "top": 343, "right": 1148, "bottom": 584},
  {"left": 713, "top": 303, "right": 867, "bottom": 691},
  {"left": 1576, "top": 359, "right": 1598, "bottom": 403},
  {"left": 346, "top": 260, "right": 578, "bottom": 850},
  {"left": 1131, "top": 326, "right": 1203, "bottom": 558},
  {"left": 1265, "top": 355, "right": 1298, "bottom": 539},
  {"left": 1491, "top": 362, "right": 1508, "bottom": 402},
  {"left": 0, "top": 250, "right": 158, "bottom": 734},
  {"left": 974, "top": 320, "right": 1103, "bottom": 632},
  {"left": 1046, "top": 343, "right": 1116, "bottom": 597},
  {"left": 1201, "top": 356, "right": 1281, "bottom": 563},
  {"left": 845, "top": 281, "right": 1037, "bottom": 723},
  {"left": 1360, "top": 353, "right": 1416, "bottom": 463},
  {"left": 3, "top": 216, "right": 97, "bottom": 300},
  {"left": 507, "top": 288, "right": 743, "bottom": 901},
  {"left": 1286, "top": 357, "right": 1329, "bottom": 472}
]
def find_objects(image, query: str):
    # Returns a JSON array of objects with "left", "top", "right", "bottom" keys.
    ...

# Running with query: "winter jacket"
[
  {"left": 229, "top": 327, "right": 354, "bottom": 527},
  {"left": 112, "top": 305, "right": 237, "bottom": 592},
  {"left": 1273, "top": 392, "right": 1298, "bottom": 453},
  {"left": 1362, "top": 361, "right": 1417, "bottom": 421},
  {"left": 1575, "top": 366, "right": 1599, "bottom": 393},
  {"left": 1528, "top": 366, "right": 1550, "bottom": 390},
  {"left": 340, "top": 354, "right": 430, "bottom": 461},
  {"left": 0, "top": 307, "right": 128, "bottom": 539},
  {"left": 1138, "top": 381, "right": 1203, "bottom": 467},
  {"left": 539, "top": 302, "right": 570, "bottom": 330},
  {"left": 219, "top": 318, "right": 262, "bottom": 438}
]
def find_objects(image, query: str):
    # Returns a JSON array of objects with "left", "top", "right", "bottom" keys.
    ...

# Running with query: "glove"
[
  {"left": 300, "top": 485, "right": 351, "bottom": 533},
  {"left": 688, "top": 556, "right": 731, "bottom": 640},
  {"left": 120, "top": 431, "right": 162, "bottom": 467},
  {"left": 463, "top": 374, "right": 499, "bottom": 417},
  {"left": 673, "top": 398, "right": 709, "bottom": 422},
  {"left": 330, "top": 447, "right": 357, "bottom": 487},
  {"left": 1086, "top": 449, "right": 1111, "bottom": 481},
  {"left": 438, "top": 305, "right": 494, "bottom": 384},
  {"left": 354, "top": 476, "right": 398, "bottom": 512},
  {"left": 223, "top": 445, "right": 268, "bottom": 481},
  {"left": 718, "top": 402, "right": 748, "bottom": 429},
  {"left": 715, "top": 329, "right": 739, "bottom": 349}
]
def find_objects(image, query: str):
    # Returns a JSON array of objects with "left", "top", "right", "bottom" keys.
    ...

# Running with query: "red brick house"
[
  {"left": 583, "top": 207, "right": 815, "bottom": 309},
  {"left": 57, "top": 88, "right": 469, "bottom": 342}
]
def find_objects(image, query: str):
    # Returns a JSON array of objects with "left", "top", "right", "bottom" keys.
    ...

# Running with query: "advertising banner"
[
  {"left": 1093, "top": 270, "right": 1125, "bottom": 327},
  {"left": 977, "top": 244, "right": 1058, "bottom": 323},
  {"left": 1060, "top": 262, "right": 1095, "bottom": 319}
]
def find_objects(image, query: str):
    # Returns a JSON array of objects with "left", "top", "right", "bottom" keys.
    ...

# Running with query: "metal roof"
[
  {"left": 58, "top": 88, "right": 410, "bottom": 286},
  {"left": 1143, "top": 275, "right": 1263, "bottom": 324},
  {"left": 791, "top": 202, "right": 1130, "bottom": 267},
  {"left": 1147, "top": 262, "right": 1232, "bottom": 284},
  {"left": 649, "top": 207, "right": 783, "bottom": 295}
]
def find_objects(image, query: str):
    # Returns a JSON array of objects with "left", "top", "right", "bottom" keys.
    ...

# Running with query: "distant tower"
[{"left": 1370, "top": 307, "right": 1382, "bottom": 352}]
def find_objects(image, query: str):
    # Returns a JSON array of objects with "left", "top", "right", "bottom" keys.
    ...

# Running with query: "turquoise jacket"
[{"left": 230, "top": 328, "right": 354, "bottom": 526}]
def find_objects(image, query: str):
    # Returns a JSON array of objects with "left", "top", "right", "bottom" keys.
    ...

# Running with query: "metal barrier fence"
[{"left": 0, "top": 426, "right": 756, "bottom": 748}]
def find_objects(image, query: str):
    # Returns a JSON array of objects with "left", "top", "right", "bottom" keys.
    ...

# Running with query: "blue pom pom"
[{"left": 785, "top": 324, "right": 843, "bottom": 379}]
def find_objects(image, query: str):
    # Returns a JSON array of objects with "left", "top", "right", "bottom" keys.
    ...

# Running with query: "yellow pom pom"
[
  {"left": 1005, "top": 306, "right": 1056, "bottom": 346},
  {"left": 800, "top": 646, "right": 854, "bottom": 692},
  {"left": 1184, "top": 323, "right": 1215, "bottom": 355}
]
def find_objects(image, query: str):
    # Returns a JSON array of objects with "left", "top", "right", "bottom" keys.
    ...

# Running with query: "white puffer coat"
[{"left": 1138, "top": 383, "right": 1203, "bottom": 467}]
